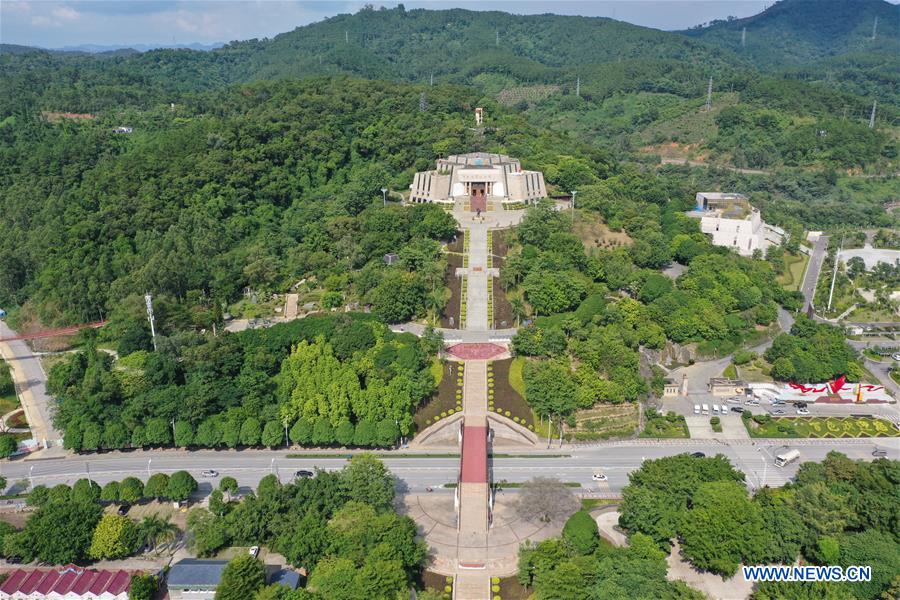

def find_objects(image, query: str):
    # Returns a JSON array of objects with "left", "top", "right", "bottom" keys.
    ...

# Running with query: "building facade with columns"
[{"left": 408, "top": 152, "right": 547, "bottom": 210}]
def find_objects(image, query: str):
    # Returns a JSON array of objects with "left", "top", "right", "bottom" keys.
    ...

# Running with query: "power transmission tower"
[
  {"left": 575, "top": 76, "right": 580, "bottom": 97},
  {"left": 144, "top": 293, "right": 158, "bottom": 351},
  {"left": 419, "top": 92, "right": 428, "bottom": 112},
  {"left": 869, "top": 100, "right": 877, "bottom": 128},
  {"left": 496, "top": 30, "right": 499, "bottom": 47},
  {"left": 705, "top": 77, "right": 713, "bottom": 112},
  {"left": 871, "top": 16, "right": 878, "bottom": 40},
  {"left": 430, "top": 72, "right": 434, "bottom": 86},
  {"left": 345, "top": 30, "right": 349, "bottom": 44},
  {"left": 741, "top": 27, "right": 746, "bottom": 47}
]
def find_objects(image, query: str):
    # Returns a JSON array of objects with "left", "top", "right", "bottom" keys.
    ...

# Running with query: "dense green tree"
[
  {"left": 16, "top": 500, "right": 102, "bottom": 563},
  {"left": 562, "top": 510, "right": 600, "bottom": 555},
  {"left": 262, "top": 420, "right": 284, "bottom": 448},
  {"left": 119, "top": 477, "right": 144, "bottom": 503},
  {"left": 342, "top": 454, "right": 395, "bottom": 511},
  {"left": 167, "top": 471, "right": 198, "bottom": 502},
  {"left": 71, "top": 479, "right": 102, "bottom": 504},
  {"left": 144, "top": 473, "right": 170, "bottom": 499},
  {"left": 89, "top": 514, "right": 140, "bottom": 559},
  {"left": 216, "top": 555, "right": 266, "bottom": 600},
  {"left": 128, "top": 575, "right": 158, "bottom": 600}
]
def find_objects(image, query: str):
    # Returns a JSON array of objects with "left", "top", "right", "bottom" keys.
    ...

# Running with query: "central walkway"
[{"left": 465, "top": 223, "right": 490, "bottom": 331}]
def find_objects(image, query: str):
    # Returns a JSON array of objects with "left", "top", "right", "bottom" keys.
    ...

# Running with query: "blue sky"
[{"left": 2, "top": 1, "right": 777, "bottom": 49}]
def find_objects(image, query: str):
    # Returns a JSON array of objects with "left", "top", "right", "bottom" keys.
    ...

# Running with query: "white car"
[
  {"left": 693, "top": 404, "right": 701, "bottom": 415},
  {"left": 592, "top": 472, "right": 608, "bottom": 482},
  {"left": 248, "top": 546, "right": 260, "bottom": 558},
  {"left": 200, "top": 470, "right": 218, "bottom": 478},
  {"left": 796, "top": 408, "right": 810, "bottom": 415},
  {"left": 712, "top": 404, "right": 720, "bottom": 414}
]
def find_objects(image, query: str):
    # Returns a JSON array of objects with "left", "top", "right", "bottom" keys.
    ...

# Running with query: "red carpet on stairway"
[{"left": 460, "top": 426, "right": 488, "bottom": 483}]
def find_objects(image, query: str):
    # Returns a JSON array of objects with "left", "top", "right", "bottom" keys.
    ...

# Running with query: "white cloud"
[{"left": 51, "top": 6, "right": 81, "bottom": 20}]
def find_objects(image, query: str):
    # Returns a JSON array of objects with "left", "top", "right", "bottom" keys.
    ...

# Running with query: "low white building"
[{"left": 692, "top": 192, "right": 785, "bottom": 257}]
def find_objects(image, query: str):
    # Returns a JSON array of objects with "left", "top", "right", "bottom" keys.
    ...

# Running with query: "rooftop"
[
  {"left": 167, "top": 559, "right": 229, "bottom": 589},
  {"left": 0, "top": 565, "right": 134, "bottom": 597}
]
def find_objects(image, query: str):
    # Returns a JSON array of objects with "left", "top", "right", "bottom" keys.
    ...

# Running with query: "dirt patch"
[
  {"left": 489, "top": 359, "right": 537, "bottom": 431},
  {"left": 666, "top": 540, "right": 753, "bottom": 600},
  {"left": 498, "top": 576, "right": 530, "bottom": 599},
  {"left": 414, "top": 361, "right": 463, "bottom": 432},
  {"left": 573, "top": 215, "right": 632, "bottom": 250},
  {"left": 440, "top": 264, "right": 462, "bottom": 329},
  {"left": 492, "top": 229, "right": 510, "bottom": 269},
  {"left": 0, "top": 510, "right": 33, "bottom": 529},
  {"left": 7, "top": 411, "right": 27, "bottom": 429},
  {"left": 492, "top": 277, "right": 514, "bottom": 329},
  {"left": 420, "top": 570, "right": 454, "bottom": 596}
]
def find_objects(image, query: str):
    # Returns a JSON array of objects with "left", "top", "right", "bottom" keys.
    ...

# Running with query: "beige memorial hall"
[{"left": 408, "top": 152, "right": 547, "bottom": 211}]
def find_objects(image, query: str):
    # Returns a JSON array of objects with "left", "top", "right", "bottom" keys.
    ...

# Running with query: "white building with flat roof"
[
  {"left": 692, "top": 192, "right": 785, "bottom": 257},
  {"left": 409, "top": 152, "right": 546, "bottom": 211}
]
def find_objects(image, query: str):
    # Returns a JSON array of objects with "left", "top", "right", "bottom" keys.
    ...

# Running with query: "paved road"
[
  {"left": 2, "top": 441, "right": 895, "bottom": 497},
  {"left": 801, "top": 235, "right": 829, "bottom": 313},
  {"left": 0, "top": 321, "right": 61, "bottom": 446}
]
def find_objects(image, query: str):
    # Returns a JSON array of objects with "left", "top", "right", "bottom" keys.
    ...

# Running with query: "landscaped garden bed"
[
  {"left": 420, "top": 571, "right": 454, "bottom": 599},
  {"left": 640, "top": 408, "right": 690, "bottom": 438},
  {"left": 566, "top": 403, "right": 640, "bottom": 441},
  {"left": 492, "top": 276, "right": 514, "bottom": 329},
  {"left": 440, "top": 232, "right": 464, "bottom": 329},
  {"left": 414, "top": 361, "right": 464, "bottom": 432},
  {"left": 490, "top": 358, "right": 537, "bottom": 432},
  {"left": 744, "top": 414, "right": 900, "bottom": 438}
]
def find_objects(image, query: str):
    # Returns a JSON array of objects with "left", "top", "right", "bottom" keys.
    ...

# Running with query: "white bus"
[{"left": 774, "top": 449, "right": 800, "bottom": 467}]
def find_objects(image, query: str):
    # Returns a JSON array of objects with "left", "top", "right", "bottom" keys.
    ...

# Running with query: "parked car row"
[{"left": 693, "top": 404, "right": 740, "bottom": 415}]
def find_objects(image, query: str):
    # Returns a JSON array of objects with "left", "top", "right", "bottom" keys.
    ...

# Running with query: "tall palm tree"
[{"left": 137, "top": 513, "right": 179, "bottom": 549}]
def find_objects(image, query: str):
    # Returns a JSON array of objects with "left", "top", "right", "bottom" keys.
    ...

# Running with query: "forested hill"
[
  {"left": 0, "top": 76, "right": 610, "bottom": 324},
  {"left": 1, "top": 7, "right": 740, "bottom": 114},
  {"left": 682, "top": 0, "right": 900, "bottom": 103},
  {"left": 684, "top": 0, "right": 899, "bottom": 67}
]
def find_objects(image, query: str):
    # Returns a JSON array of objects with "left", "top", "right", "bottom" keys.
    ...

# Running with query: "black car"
[
  {"left": 872, "top": 449, "right": 888, "bottom": 457},
  {"left": 793, "top": 402, "right": 808, "bottom": 408},
  {"left": 294, "top": 470, "right": 314, "bottom": 479},
  {"left": 731, "top": 407, "right": 744, "bottom": 413},
  {"left": 117, "top": 503, "right": 131, "bottom": 516},
  {"left": 691, "top": 452, "right": 705, "bottom": 458}
]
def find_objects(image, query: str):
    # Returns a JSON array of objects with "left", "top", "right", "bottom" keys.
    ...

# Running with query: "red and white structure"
[{"left": 0, "top": 565, "right": 135, "bottom": 600}]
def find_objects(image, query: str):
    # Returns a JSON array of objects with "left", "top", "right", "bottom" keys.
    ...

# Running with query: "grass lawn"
[
  {"left": 847, "top": 305, "right": 900, "bottom": 323},
  {"left": 413, "top": 360, "right": 463, "bottom": 432},
  {"left": 491, "top": 359, "right": 538, "bottom": 433},
  {"left": 745, "top": 415, "right": 900, "bottom": 438},
  {"left": 640, "top": 409, "right": 690, "bottom": 439},
  {"left": 0, "top": 359, "right": 19, "bottom": 415},
  {"left": 776, "top": 252, "right": 809, "bottom": 291}
]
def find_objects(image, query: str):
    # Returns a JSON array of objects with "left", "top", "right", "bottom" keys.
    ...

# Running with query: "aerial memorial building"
[{"left": 408, "top": 152, "right": 547, "bottom": 211}]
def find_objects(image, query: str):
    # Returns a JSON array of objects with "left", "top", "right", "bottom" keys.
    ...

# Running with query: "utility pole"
[
  {"left": 741, "top": 27, "right": 746, "bottom": 47},
  {"left": 575, "top": 76, "right": 580, "bottom": 97},
  {"left": 868, "top": 100, "right": 877, "bottom": 129},
  {"left": 570, "top": 190, "right": 577, "bottom": 226},
  {"left": 144, "top": 293, "right": 157, "bottom": 351},
  {"left": 827, "top": 236, "right": 843, "bottom": 312},
  {"left": 871, "top": 16, "right": 878, "bottom": 40},
  {"left": 705, "top": 77, "right": 713, "bottom": 112}
]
